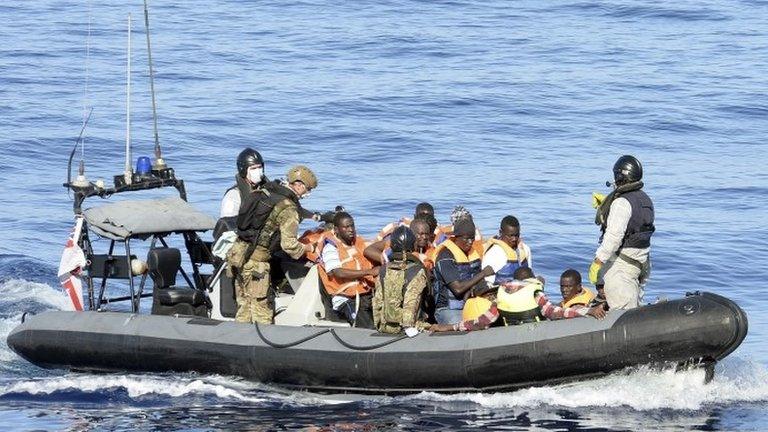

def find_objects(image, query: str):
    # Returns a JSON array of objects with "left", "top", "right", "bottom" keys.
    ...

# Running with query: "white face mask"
[
  {"left": 301, "top": 190, "right": 311, "bottom": 200},
  {"left": 247, "top": 167, "right": 264, "bottom": 184}
]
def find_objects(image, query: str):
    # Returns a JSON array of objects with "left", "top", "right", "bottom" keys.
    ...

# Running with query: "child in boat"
[{"left": 559, "top": 268, "right": 596, "bottom": 308}]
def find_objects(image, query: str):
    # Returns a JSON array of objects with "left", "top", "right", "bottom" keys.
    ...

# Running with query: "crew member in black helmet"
[
  {"left": 589, "top": 155, "right": 655, "bottom": 309},
  {"left": 372, "top": 226, "right": 431, "bottom": 335},
  {"left": 220, "top": 148, "right": 332, "bottom": 223},
  {"left": 220, "top": 148, "right": 267, "bottom": 219}
]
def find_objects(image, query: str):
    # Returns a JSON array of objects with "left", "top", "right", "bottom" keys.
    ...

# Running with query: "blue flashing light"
[{"left": 136, "top": 156, "right": 152, "bottom": 176}]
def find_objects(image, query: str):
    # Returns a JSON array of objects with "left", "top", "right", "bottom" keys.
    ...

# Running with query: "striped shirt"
[{"left": 454, "top": 292, "right": 590, "bottom": 332}]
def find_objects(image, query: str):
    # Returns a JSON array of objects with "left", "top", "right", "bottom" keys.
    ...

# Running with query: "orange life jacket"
[
  {"left": 378, "top": 218, "right": 453, "bottom": 244},
  {"left": 380, "top": 238, "right": 436, "bottom": 273},
  {"left": 376, "top": 217, "right": 413, "bottom": 241},
  {"left": 299, "top": 228, "right": 328, "bottom": 262},
  {"left": 317, "top": 233, "right": 375, "bottom": 297},
  {"left": 434, "top": 225, "right": 483, "bottom": 249},
  {"left": 414, "top": 245, "right": 436, "bottom": 273}
]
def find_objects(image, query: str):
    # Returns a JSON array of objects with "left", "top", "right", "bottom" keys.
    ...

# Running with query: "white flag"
[{"left": 58, "top": 216, "right": 87, "bottom": 311}]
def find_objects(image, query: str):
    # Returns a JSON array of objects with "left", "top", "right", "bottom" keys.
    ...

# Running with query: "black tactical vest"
[
  {"left": 620, "top": 189, "right": 655, "bottom": 249},
  {"left": 236, "top": 181, "right": 298, "bottom": 250}
]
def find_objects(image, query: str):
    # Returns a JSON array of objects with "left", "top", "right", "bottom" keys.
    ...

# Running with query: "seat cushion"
[
  {"left": 157, "top": 288, "right": 206, "bottom": 307},
  {"left": 147, "top": 248, "right": 182, "bottom": 288}
]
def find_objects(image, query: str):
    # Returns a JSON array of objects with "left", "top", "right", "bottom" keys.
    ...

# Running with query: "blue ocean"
[{"left": 2, "top": 0, "right": 767, "bottom": 430}]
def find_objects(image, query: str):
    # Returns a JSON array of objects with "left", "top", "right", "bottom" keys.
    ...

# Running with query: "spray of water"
[{"left": 405, "top": 358, "right": 768, "bottom": 411}]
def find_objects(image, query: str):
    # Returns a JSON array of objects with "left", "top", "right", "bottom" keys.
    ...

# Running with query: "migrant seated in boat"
[
  {"left": 559, "top": 268, "right": 596, "bottom": 308},
  {"left": 433, "top": 205, "right": 484, "bottom": 246},
  {"left": 432, "top": 267, "right": 606, "bottom": 332},
  {"left": 372, "top": 226, "right": 431, "bottom": 334},
  {"left": 481, "top": 215, "right": 533, "bottom": 285},
  {"left": 318, "top": 212, "right": 379, "bottom": 329},
  {"left": 365, "top": 216, "right": 438, "bottom": 274},
  {"left": 366, "top": 215, "right": 439, "bottom": 324},
  {"left": 374, "top": 201, "right": 436, "bottom": 241},
  {"left": 431, "top": 218, "right": 494, "bottom": 325}
]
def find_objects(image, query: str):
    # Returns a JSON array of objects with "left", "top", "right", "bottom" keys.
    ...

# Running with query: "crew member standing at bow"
[
  {"left": 589, "top": 155, "right": 655, "bottom": 310},
  {"left": 226, "top": 165, "right": 318, "bottom": 323}
]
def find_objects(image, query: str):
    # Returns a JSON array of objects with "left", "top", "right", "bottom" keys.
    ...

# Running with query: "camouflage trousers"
[
  {"left": 227, "top": 240, "right": 273, "bottom": 324},
  {"left": 234, "top": 260, "right": 272, "bottom": 324}
]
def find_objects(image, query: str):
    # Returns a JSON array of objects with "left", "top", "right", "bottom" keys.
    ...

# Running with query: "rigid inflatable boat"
[
  {"left": 5, "top": 162, "right": 748, "bottom": 393},
  {"left": 7, "top": 291, "right": 748, "bottom": 393},
  {"left": 7, "top": 0, "right": 748, "bottom": 394}
]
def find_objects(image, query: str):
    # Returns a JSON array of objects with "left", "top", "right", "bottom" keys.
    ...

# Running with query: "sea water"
[{"left": 1, "top": 0, "right": 767, "bottom": 430}]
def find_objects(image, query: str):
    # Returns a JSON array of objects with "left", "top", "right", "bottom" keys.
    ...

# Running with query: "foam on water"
[
  {"left": 0, "top": 373, "right": 366, "bottom": 407},
  {"left": 407, "top": 358, "right": 768, "bottom": 411},
  {"left": 0, "top": 374, "right": 267, "bottom": 403},
  {"left": 0, "top": 279, "right": 72, "bottom": 367},
  {"left": 0, "top": 278, "right": 72, "bottom": 312}
]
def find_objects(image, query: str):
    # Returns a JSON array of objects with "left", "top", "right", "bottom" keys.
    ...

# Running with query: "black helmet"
[
  {"left": 390, "top": 226, "right": 416, "bottom": 254},
  {"left": 236, "top": 148, "right": 264, "bottom": 178},
  {"left": 613, "top": 155, "right": 642, "bottom": 185}
]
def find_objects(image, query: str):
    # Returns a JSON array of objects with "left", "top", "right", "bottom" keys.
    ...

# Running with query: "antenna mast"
[
  {"left": 71, "top": 3, "right": 93, "bottom": 189},
  {"left": 124, "top": 13, "right": 133, "bottom": 185},
  {"left": 143, "top": 0, "right": 166, "bottom": 170}
]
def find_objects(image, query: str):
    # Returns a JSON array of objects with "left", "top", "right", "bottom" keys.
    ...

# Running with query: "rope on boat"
[
  {"left": 254, "top": 324, "right": 409, "bottom": 350},
  {"left": 254, "top": 323, "right": 329, "bottom": 349},
  {"left": 328, "top": 329, "right": 407, "bottom": 351}
]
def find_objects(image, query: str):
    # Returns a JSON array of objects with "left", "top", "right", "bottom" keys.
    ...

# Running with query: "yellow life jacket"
[
  {"left": 430, "top": 238, "right": 484, "bottom": 264},
  {"left": 483, "top": 238, "right": 529, "bottom": 261},
  {"left": 496, "top": 278, "right": 544, "bottom": 325},
  {"left": 430, "top": 238, "right": 484, "bottom": 310},
  {"left": 483, "top": 238, "right": 530, "bottom": 284},
  {"left": 562, "top": 286, "right": 596, "bottom": 308},
  {"left": 462, "top": 296, "right": 492, "bottom": 321}
]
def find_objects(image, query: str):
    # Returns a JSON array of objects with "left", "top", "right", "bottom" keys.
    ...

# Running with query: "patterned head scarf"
[{"left": 450, "top": 205, "right": 472, "bottom": 224}]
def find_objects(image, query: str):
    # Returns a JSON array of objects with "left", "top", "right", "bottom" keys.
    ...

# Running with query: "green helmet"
[{"left": 287, "top": 165, "right": 318, "bottom": 189}]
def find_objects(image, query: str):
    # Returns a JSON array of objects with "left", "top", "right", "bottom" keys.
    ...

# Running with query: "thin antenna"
[
  {"left": 124, "top": 13, "right": 133, "bottom": 185},
  {"left": 143, "top": 0, "right": 166, "bottom": 170},
  {"left": 71, "top": 0, "right": 93, "bottom": 190},
  {"left": 82, "top": 0, "right": 91, "bottom": 162},
  {"left": 67, "top": 108, "right": 94, "bottom": 187}
]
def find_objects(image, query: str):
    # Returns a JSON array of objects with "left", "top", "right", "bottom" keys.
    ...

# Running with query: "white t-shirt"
[
  {"left": 220, "top": 188, "right": 240, "bottom": 218},
  {"left": 482, "top": 244, "right": 508, "bottom": 284},
  {"left": 320, "top": 242, "right": 342, "bottom": 272},
  {"left": 481, "top": 241, "right": 534, "bottom": 284}
]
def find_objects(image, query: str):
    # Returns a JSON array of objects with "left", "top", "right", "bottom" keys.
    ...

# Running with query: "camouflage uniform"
[
  {"left": 373, "top": 258, "right": 431, "bottom": 334},
  {"left": 226, "top": 195, "right": 305, "bottom": 324}
]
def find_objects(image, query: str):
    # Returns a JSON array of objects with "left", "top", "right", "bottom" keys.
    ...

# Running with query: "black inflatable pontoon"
[{"left": 7, "top": 291, "right": 747, "bottom": 394}]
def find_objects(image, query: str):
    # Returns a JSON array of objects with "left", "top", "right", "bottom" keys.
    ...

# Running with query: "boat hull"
[{"left": 7, "top": 292, "right": 747, "bottom": 393}]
